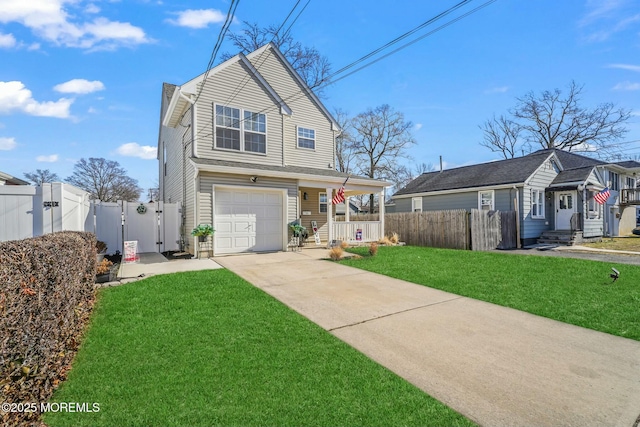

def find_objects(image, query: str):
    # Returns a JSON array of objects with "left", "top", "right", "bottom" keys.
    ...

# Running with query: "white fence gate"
[
  {"left": 0, "top": 183, "right": 91, "bottom": 242},
  {"left": 92, "top": 201, "right": 181, "bottom": 254}
]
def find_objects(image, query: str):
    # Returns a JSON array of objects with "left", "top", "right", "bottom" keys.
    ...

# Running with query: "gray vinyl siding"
[
  {"left": 197, "top": 172, "right": 298, "bottom": 228},
  {"left": 583, "top": 169, "right": 605, "bottom": 238},
  {"left": 299, "top": 188, "right": 330, "bottom": 242},
  {"left": 252, "top": 49, "right": 335, "bottom": 169},
  {"left": 193, "top": 59, "right": 284, "bottom": 167},
  {"left": 396, "top": 188, "right": 513, "bottom": 213},
  {"left": 521, "top": 158, "right": 557, "bottom": 239}
]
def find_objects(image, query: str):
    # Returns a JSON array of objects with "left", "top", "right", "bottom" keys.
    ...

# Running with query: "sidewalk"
[
  {"left": 114, "top": 252, "right": 222, "bottom": 285},
  {"left": 215, "top": 249, "right": 640, "bottom": 427}
]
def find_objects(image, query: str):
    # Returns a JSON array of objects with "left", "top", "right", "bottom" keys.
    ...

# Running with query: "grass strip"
[
  {"left": 45, "top": 269, "right": 474, "bottom": 427},
  {"left": 342, "top": 246, "right": 640, "bottom": 341}
]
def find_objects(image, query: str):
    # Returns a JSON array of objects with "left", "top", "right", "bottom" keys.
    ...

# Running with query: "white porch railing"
[{"left": 332, "top": 221, "right": 382, "bottom": 243}]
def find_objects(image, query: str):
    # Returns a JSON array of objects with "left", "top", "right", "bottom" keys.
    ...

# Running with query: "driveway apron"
[{"left": 215, "top": 250, "right": 640, "bottom": 427}]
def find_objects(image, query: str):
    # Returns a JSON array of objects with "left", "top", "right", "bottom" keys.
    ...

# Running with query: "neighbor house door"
[{"left": 556, "top": 192, "right": 576, "bottom": 229}]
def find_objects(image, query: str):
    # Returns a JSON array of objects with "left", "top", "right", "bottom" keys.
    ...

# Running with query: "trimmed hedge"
[{"left": 0, "top": 232, "right": 97, "bottom": 426}]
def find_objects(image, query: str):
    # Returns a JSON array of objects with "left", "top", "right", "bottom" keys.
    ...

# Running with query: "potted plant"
[
  {"left": 191, "top": 224, "right": 215, "bottom": 242},
  {"left": 96, "top": 240, "right": 107, "bottom": 263}
]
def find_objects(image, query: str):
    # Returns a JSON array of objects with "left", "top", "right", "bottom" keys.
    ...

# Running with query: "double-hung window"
[
  {"left": 531, "top": 189, "right": 544, "bottom": 219},
  {"left": 215, "top": 104, "right": 266, "bottom": 154},
  {"left": 319, "top": 192, "right": 328, "bottom": 213},
  {"left": 609, "top": 171, "right": 620, "bottom": 191},
  {"left": 412, "top": 197, "right": 423, "bottom": 212},
  {"left": 478, "top": 190, "right": 494, "bottom": 211},
  {"left": 297, "top": 127, "right": 315, "bottom": 150}
]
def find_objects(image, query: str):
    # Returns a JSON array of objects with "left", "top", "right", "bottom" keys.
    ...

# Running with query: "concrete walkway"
[
  {"left": 214, "top": 248, "right": 640, "bottom": 427},
  {"left": 115, "top": 252, "right": 222, "bottom": 284}
]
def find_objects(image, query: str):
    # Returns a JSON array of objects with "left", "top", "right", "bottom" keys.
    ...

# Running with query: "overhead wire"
[{"left": 184, "top": 0, "right": 497, "bottom": 149}]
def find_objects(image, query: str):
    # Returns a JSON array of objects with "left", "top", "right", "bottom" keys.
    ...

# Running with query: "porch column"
[
  {"left": 327, "top": 187, "right": 333, "bottom": 245},
  {"left": 379, "top": 188, "right": 385, "bottom": 240},
  {"left": 345, "top": 196, "right": 350, "bottom": 222}
]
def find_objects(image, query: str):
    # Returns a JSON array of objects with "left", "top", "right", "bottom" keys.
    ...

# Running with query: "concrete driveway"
[{"left": 215, "top": 249, "right": 640, "bottom": 427}]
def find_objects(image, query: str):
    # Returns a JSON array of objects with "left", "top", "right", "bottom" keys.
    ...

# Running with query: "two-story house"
[
  {"left": 392, "top": 149, "right": 640, "bottom": 245},
  {"left": 158, "top": 43, "right": 389, "bottom": 255}
]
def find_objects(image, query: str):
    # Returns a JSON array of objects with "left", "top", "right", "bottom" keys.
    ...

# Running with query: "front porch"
[{"left": 296, "top": 183, "right": 386, "bottom": 247}]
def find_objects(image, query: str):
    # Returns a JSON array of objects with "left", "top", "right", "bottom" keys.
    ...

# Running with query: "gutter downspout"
[{"left": 513, "top": 186, "right": 521, "bottom": 248}]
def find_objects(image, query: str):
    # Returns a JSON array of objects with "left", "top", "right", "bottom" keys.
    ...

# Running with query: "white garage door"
[{"left": 214, "top": 188, "right": 284, "bottom": 254}]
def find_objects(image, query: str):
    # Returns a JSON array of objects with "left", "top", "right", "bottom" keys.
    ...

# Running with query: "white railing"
[{"left": 332, "top": 221, "right": 382, "bottom": 243}]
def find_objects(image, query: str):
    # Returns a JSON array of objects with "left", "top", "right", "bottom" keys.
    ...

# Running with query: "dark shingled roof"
[
  {"left": 550, "top": 166, "right": 595, "bottom": 186},
  {"left": 394, "top": 150, "right": 553, "bottom": 195},
  {"left": 613, "top": 160, "right": 640, "bottom": 169}
]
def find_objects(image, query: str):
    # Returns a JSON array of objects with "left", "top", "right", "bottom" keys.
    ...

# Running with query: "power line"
[{"left": 184, "top": 0, "right": 497, "bottom": 149}]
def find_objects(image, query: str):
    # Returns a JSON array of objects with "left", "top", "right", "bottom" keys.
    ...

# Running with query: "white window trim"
[
  {"left": 478, "top": 190, "right": 494, "bottom": 211},
  {"left": 587, "top": 191, "right": 602, "bottom": 219},
  {"left": 319, "top": 192, "right": 328, "bottom": 213},
  {"left": 531, "top": 189, "right": 545, "bottom": 219},
  {"left": 296, "top": 126, "right": 316, "bottom": 150},
  {"left": 213, "top": 103, "right": 268, "bottom": 155},
  {"left": 412, "top": 197, "right": 423, "bottom": 212}
]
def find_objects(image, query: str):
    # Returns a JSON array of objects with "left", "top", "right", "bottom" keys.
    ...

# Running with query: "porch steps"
[{"left": 537, "top": 230, "right": 582, "bottom": 246}]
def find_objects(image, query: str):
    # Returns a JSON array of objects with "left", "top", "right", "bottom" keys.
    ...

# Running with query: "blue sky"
[{"left": 1, "top": 0, "right": 639, "bottom": 196}]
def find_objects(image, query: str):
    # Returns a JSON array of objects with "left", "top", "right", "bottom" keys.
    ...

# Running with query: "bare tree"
[
  {"left": 66, "top": 158, "right": 142, "bottom": 202},
  {"left": 24, "top": 169, "right": 59, "bottom": 185},
  {"left": 221, "top": 21, "right": 331, "bottom": 95},
  {"left": 334, "top": 108, "right": 358, "bottom": 174},
  {"left": 351, "top": 104, "right": 416, "bottom": 208},
  {"left": 479, "top": 81, "right": 631, "bottom": 157},
  {"left": 480, "top": 115, "right": 522, "bottom": 159}
]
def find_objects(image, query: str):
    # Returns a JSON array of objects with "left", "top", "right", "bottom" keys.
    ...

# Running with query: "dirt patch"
[{"left": 581, "top": 237, "right": 640, "bottom": 253}]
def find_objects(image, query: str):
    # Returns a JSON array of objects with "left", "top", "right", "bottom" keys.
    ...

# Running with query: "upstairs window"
[
  {"left": 478, "top": 190, "right": 494, "bottom": 211},
  {"left": 531, "top": 189, "right": 544, "bottom": 219},
  {"left": 214, "top": 104, "right": 266, "bottom": 154},
  {"left": 609, "top": 171, "right": 620, "bottom": 191},
  {"left": 626, "top": 177, "right": 635, "bottom": 189},
  {"left": 244, "top": 111, "right": 266, "bottom": 153},
  {"left": 297, "top": 127, "right": 315, "bottom": 150}
]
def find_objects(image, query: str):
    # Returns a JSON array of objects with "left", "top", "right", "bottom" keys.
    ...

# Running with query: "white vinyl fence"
[
  {"left": 93, "top": 201, "right": 181, "bottom": 254},
  {"left": 1, "top": 183, "right": 181, "bottom": 255},
  {"left": 0, "top": 183, "right": 91, "bottom": 242}
]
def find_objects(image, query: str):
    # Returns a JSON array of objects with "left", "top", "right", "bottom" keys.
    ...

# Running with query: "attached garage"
[{"left": 213, "top": 187, "right": 285, "bottom": 255}]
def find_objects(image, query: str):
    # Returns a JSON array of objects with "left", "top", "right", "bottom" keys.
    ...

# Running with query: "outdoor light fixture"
[
  {"left": 250, "top": 176, "right": 258, "bottom": 183},
  {"left": 303, "top": 192, "right": 308, "bottom": 200}
]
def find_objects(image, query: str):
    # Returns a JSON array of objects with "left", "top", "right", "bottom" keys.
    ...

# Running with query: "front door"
[{"left": 556, "top": 192, "right": 576, "bottom": 229}]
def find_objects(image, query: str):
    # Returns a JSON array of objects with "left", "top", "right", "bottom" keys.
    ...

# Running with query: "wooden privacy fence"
[{"left": 384, "top": 209, "right": 517, "bottom": 251}]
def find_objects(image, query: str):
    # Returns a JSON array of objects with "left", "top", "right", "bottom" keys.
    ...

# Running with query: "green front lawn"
[
  {"left": 342, "top": 246, "right": 640, "bottom": 341},
  {"left": 45, "top": 269, "right": 474, "bottom": 427}
]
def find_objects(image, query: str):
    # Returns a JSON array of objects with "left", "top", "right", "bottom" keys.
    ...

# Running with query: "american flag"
[
  {"left": 332, "top": 177, "right": 349, "bottom": 205},
  {"left": 594, "top": 187, "right": 610, "bottom": 205}
]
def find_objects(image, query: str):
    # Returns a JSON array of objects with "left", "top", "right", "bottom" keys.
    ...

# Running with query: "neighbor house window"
[
  {"left": 412, "top": 197, "right": 423, "bottom": 212},
  {"left": 297, "top": 127, "right": 315, "bottom": 149},
  {"left": 626, "top": 177, "right": 635, "bottom": 189},
  {"left": 587, "top": 191, "right": 601, "bottom": 219},
  {"left": 478, "top": 190, "right": 494, "bottom": 211},
  {"left": 609, "top": 171, "right": 620, "bottom": 191},
  {"left": 531, "top": 189, "right": 544, "bottom": 219},
  {"left": 319, "top": 192, "right": 328, "bottom": 213},
  {"left": 215, "top": 105, "right": 267, "bottom": 153}
]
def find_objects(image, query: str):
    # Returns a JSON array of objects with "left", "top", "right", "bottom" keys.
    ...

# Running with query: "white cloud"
[
  {"left": 612, "top": 81, "right": 640, "bottom": 90},
  {"left": 0, "top": 0, "right": 151, "bottom": 50},
  {"left": 167, "top": 9, "right": 226, "bottom": 29},
  {"left": 0, "top": 81, "right": 73, "bottom": 118},
  {"left": 484, "top": 86, "right": 509, "bottom": 94},
  {"left": 608, "top": 63, "right": 640, "bottom": 72},
  {"left": 36, "top": 154, "right": 59, "bottom": 162},
  {"left": 0, "top": 136, "right": 17, "bottom": 150},
  {"left": 579, "top": 0, "right": 640, "bottom": 42},
  {"left": 0, "top": 32, "right": 16, "bottom": 48},
  {"left": 85, "top": 3, "right": 100, "bottom": 14},
  {"left": 116, "top": 142, "right": 157, "bottom": 159},
  {"left": 54, "top": 79, "right": 105, "bottom": 94},
  {"left": 414, "top": 123, "right": 423, "bottom": 131}
]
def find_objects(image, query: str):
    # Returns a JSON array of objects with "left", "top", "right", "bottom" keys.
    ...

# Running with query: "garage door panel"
[{"left": 214, "top": 188, "right": 283, "bottom": 255}]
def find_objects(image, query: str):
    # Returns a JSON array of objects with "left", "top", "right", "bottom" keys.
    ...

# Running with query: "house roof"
[
  {"left": 550, "top": 166, "right": 596, "bottom": 186},
  {"left": 394, "top": 150, "right": 554, "bottom": 196},
  {"left": 190, "top": 157, "right": 389, "bottom": 189},
  {"left": 0, "top": 171, "right": 29, "bottom": 185}
]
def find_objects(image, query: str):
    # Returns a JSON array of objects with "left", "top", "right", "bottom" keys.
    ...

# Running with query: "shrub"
[
  {"left": 0, "top": 232, "right": 97, "bottom": 426},
  {"left": 340, "top": 240, "right": 350, "bottom": 249},
  {"left": 369, "top": 242, "right": 379, "bottom": 256},
  {"left": 389, "top": 232, "right": 399, "bottom": 245},
  {"left": 96, "top": 258, "right": 114, "bottom": 275},
  {"left": 378, "top": 235, "right": 392, "bottom": 246},
  {"left": 95, "top": 240, "right": 107, "bottom": 254},
  {"left": 329, "top": 246, "right": 344, "bottom": 261}
]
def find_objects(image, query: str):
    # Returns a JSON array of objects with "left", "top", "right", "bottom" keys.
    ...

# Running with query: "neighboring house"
[
  {"left": 0, "top": 171, "right": 29, "bottom": 186},
  {"left": 335, "top": 200, "right": 362, "bottom": 216},
  {"left": 392, "top": 149, "right": 640, "bottom": 245},
  {"left": 158, "top": 43, "right": 389, "bottom": 255}
]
